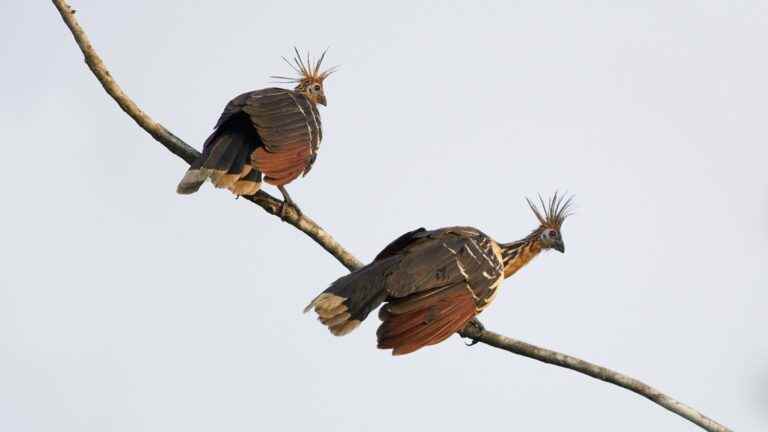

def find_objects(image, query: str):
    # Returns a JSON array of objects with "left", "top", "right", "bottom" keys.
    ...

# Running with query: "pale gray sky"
[{"left": 1, "top": 1, "right": 766, "bottom": 431}]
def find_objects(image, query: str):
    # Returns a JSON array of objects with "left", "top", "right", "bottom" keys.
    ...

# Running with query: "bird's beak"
[
  {"left": 317, "top": 94, "right": 327, "bottom": 106},
  {"left": 554, "top": 241, "right": 565, "bottom": 254}
]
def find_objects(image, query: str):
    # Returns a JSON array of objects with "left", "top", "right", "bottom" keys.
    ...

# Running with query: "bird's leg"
[
  {"left": 460, "top": 317, "right": 486, "bottom": 347},
  {"left": 277, "top": 185, "right": 302, "bottom": 220}
]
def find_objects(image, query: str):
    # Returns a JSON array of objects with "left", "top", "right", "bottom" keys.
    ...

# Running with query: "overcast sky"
[{"left": 2, "top": 1, "right": 767, "bottom": 431}]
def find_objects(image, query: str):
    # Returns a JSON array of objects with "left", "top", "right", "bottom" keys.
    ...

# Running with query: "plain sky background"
[{"left": 1, "top": 1, "right": 766, "bottom": 431}]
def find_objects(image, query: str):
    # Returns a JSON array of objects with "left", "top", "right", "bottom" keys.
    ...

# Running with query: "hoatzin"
[
  {"left": 176, "top": 48, "right": 337, "bottom": 215},
  {"left": 305, "top": 193, "right": 574, "bottom": 355}
]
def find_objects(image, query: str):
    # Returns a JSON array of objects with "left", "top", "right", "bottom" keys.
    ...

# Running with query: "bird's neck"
[
  {"left": 499, "top": 230, "right": 543, "bottom": 278},
  {"left": 293, "top": 87, "right": 318, "bottom": 105}
]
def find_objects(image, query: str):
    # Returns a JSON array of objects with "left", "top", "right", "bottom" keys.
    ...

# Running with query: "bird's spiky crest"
[
  {"left": 270, "top": 47, "right": 338, "bottom": 85},
  {"left": 526, "top": 192, "right": 574, "bottom": 229}
]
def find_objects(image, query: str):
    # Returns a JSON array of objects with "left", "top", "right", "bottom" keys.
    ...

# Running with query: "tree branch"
[
  {"left": 49, "top": 0, "right": 362, "bottom": 272},
  {"left": 51, "top": 1, "right": 731, "bottom": 431},
  {"left": 459, "top": 321, "right": 730, "bottom": 432}
]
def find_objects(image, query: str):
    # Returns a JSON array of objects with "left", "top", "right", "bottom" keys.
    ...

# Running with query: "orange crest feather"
[
  {"left": 270, "top": 47, "right": 338, "bottom": 87},
  {"left": 525, "top": 192, "right": 574, "bottom": 229}
]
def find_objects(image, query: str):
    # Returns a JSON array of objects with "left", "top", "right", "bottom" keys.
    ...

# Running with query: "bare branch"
[
  {"left": 50, "top": 1, "right": 731, "bottom": 431},
  {"left": 243, "top": 193, "right": 362, "bottom": 271},
  {"left": 459, "top": 321, "right": 731, "bottom": 432},
  {"left": 50, "top": 0, "right": 361, "bottom": 272}
]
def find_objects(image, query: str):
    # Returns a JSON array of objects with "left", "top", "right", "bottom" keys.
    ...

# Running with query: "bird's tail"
[
  {"left": 176, "top": 122, "right": 262, "bottom": 196},
  {"left": 304, "top": 257, "right": 398, "bottom": 336}
]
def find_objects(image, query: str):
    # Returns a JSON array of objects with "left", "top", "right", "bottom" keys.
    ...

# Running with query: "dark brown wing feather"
[
  {"left": 213, "top": 92, "right": 252, "bottom": 129},
  {"left": 376, "top": 227, "right": 504, "bottom": 355},
  {"left": 374, "top": 228, "right": 428, "bottom": 261},
  {"left": 176, "top": 112, "right": 263, "bottom": 195},
  {"left": 177, "top": 87, "right": 322, "bottom": 195},
  {"left": 305, "top": 226, "right": 504, "bottom": 355},
  {"left": 240, "top": 88, "right": 322, "bottom": 185}
]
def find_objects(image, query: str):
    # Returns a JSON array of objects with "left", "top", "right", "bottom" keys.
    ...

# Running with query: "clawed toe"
[
  {"left": 460, "top": 318, "right": 486, "bottom": 347},
  {"left": 278, "top": 200, "right": 302, "bottom": 220}
]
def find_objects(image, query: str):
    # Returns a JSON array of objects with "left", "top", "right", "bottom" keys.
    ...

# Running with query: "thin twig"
[{"left": 50, "top": 1, "right": 732, "bottom": 431}]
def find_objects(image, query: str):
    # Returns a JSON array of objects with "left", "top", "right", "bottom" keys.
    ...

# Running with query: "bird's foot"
[
  {"left": 460, "top": 318, "right": 485, "bottom": 347},
  {"left": 277, "top": 185, "right": 302, "bottom": 221},
  {"left": 278, "top": 199, "right": 302, "bottom": 221}
]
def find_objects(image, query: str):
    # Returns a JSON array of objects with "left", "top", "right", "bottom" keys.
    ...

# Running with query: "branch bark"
[{"left": 51, "top": 1, "right": 731, "bottom": 431}]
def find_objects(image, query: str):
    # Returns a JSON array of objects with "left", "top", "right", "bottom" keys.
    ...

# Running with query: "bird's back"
[
  {"left": 306, "top": 226, "right": 507, "bottom": 355},
  {"left": 176, "top": 87, "right": 323, "bottom": 195}
]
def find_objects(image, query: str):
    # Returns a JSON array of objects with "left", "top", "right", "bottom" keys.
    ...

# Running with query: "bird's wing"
[
  {"left": 213, "top": 91, "right": 253, "bottom": 130},
  {"left": 373, "top": 227, "right": 428, "bottom": 261},
  {"left": 239, "top": 88, "right": 322, "bottom": 185},
  {"left": 377, "top": 227, "right": 505, "bottom": 355}
]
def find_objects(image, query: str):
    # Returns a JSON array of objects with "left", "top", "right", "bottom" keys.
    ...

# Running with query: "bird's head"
[
  {"left": 526, "top": 192, "right": 574, "bottom": 254},
  {"left": 271, "top": 48, "right": 337, "bottom": 107}
]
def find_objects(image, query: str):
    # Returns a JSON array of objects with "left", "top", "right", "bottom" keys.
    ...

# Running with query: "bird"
[
  {"left": 176, "top": 48, "right": 337, "bottom": 216},
  {"left": 304, "top": 193, "right": 574, "bottom": 355}
]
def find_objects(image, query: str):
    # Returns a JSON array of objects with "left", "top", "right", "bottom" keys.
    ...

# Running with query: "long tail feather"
[
  {"left": 176, "top": 118, "right": 260, "bottom": 195},
  {"left": 305, "top": 257, "right": 399, "bottom": 337},
  {"left": 176, "top": 168, "right": 209, "bottom": 194}
]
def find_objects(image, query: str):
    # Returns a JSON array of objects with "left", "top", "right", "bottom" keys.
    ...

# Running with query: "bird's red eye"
[
  {"left": 313, "top": 84, "right": 321, "bottom": 90},
  {"left": 550, "top": 231, "right": 558, "bottom": 238}
]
